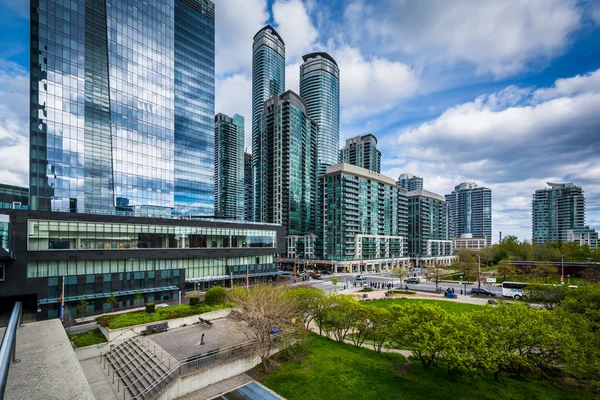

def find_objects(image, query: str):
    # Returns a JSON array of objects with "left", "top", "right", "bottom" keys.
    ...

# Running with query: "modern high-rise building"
[
  {"left": 567, "top": 226, "right": 598, "bottom": 252},
  {"left": 321, "top": 164, "right": 408, "bottom": 271},
  {"left": 445, "top": 182, "right": 492, "bottom": 245},
  {"left": 407, "top": 190, "right": 453, "bottom": 265},
  {"left": 532, "top": 182, "right": 586, "bottom": 244},
  {"left": 214, "top": 113, "right": 244, "bottom": 219},
  {"left": 0, "top": 184, "right": 29, "bottom": 210},
  {"left": 29, "top": 0, "right": 215, "bottom": 216},
  {"left": 254, "top": 91, "right": 317, "bottom": 236},
  {"left": 339, "top": 134, "right": 381, "bottom": 173},
  {"left": 396, "top": 173, "right": 423, "bottom": 191},
  {"left": 244, "top": 152, "right": 253, "bottom": 221},
  {"left": 251, "top": 25, "right": 285, "bottom": 221},
  {"left": 299, "top": 52, "right": 340, "bottom": 176}
]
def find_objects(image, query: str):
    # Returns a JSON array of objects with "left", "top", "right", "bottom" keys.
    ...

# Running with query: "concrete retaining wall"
[
  {"left": 100, "top": 308, "right": 230, "bottom": 344},
  {"left": 74, "top": 342, "right": 110, "bottom": 361}
]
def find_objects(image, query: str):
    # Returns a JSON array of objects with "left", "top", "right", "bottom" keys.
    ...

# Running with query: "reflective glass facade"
[
  {"left": 214, "top": 113, "right": 244, "bottom": 219},
  {"left": 28, "top": 219, "right": 277, "bottom": 250},
  {"left": 339, "top": 134, "right": 381, "bottom": 173},
  {"left": 30, "top": 0, "right": 215, "bottom": 216},
  {"left": 407, "top": 190, "right": 451, "bottom": 257},
  {"left": 0, "top": 184, "right": 29, "bottom": 210},
  {"left": 256, "top": 91, "right": 317, "bottom": 236},
  {"left": 299, "top": 52, "right": 340, "bottom": 176},
  {"left": 321, "top": 164, "right": 408, "bottom": 261},
  {"left": 532, "top": 182, "right": 585, "bottom": 244},
  {"left": 445, "top": 182, "right": 492, "bottom": 245},
  {"left": 252, "top": 25, "right": 285, "bottom": 221},
  {"left": 396, "top": 173, "right": 423, "bottom": 191},
  {"left": 244, "top": 152, "right": 253, "bottom": 221}
]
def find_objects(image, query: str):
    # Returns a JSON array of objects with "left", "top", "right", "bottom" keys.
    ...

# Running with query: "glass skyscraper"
[
  {"left": 255, "top": 91, "right": 317, "bottom": 235},
  {"left": 532, "top": 182, "right": 585, "bottom": 244},
  {"left": 397, "top": 173, "right": 424, "bottom": 191},
  {"left": 445, "top": 182, "right": 492, "bottom": 245},
  {"left": 29, "top": 0, "right": 215, "bottom": 216},
  {"left": 244, "top": 152, "right": 253, "bottom": 221},
  {"left": 299, "top": 52, "right": 340, "bottom": 176},
  {"left": 340, "top": 134, "right": 382, "bottom": 173},
  {"left": 407, "top": 190, "right": 452, "bottom": 261},
  {"left": 251, "top": 25, "right": 285, "bottom": 221},
  {"left": 214, "top": 113, "right": 244, "bottom": 219}
]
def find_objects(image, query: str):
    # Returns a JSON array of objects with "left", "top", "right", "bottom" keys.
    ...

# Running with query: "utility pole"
[
  {"left": 60, "top": 275, "right": 65, "bottom": 321},
  {"left": 561, "top": 254, "right": 565, "bottom": 284},
  {"left": 477, "top": 254, "right": 481, "bottom": 289}
]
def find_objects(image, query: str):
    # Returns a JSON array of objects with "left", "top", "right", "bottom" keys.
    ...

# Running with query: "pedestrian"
[{"left": 451, "top": 287, "right": 455, "bottom": 294}]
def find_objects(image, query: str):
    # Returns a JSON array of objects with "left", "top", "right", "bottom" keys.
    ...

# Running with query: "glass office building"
[
  {"left": 299, "top": 52, "right": 340, "bottom": 176},
  {"left": 532, "top": 182, "right": 586, "bottom": 244},
  {"left": 445, "top": 182, "right": 492, "bottom": 245},
  {"left": 0, "top": 184, "right": 29, "bottom": 210},
  {"left": 214, "top": 113, "right": 244, "bottom": 219},
  {"left": 407, "top": 190, "right": 452, "bottom": 264},
  {"left": 396, "top": 173, "right": 423, "bottom": 191},
  {"left": 255, "top": 91, "right": 317, "bottom": 236},
  {"left": 251, "top": 25, "right": 285, "bottom": 221},
  {"left": 321, "top": 164, "right": 408, "bottom": 268},
  {"left": 339, "top": 134, "right": 382, "bottom": 173},
  {"left": 244, "top": 152, "right": 253, "bottom": 221},
  {"left": 29, "top": 0, "right": 215, "bottom": 216}
]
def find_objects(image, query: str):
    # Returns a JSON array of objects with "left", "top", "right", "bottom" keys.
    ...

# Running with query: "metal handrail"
[
  {"left": 123, "top": 358, "right": 170, "bottom": 399},
  {"left": 111, "top": 340, "right": 154, "bottom": 373},
  {"left": 0, "top": 301, "right": 22, "bottom": 400},
  {"left": 134, "top": 341, "right": 258, "bottom": 400}
]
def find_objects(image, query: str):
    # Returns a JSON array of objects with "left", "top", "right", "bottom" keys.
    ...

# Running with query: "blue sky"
[{"left": 1, "top": 0, "right": 599, "bottom": 242}]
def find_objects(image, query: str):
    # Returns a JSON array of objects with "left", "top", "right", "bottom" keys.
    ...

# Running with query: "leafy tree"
[
  {"left": 390, "top": 266, "right": 407, "bottom": 284},
  {"left": 228, "top": 285, "right": 300, "bottom": 371},
  {"left": 105, "top": 293, "right": 118, "bottom": 312},
  {"left": 331, "top": 277, "right": 339, "bottom": 286},
  {"left": 367, "top": 307, "right": 393, "bottom": 352},
  {"left": 526, "top": 282, "right": 567, "bottom": 310},
  {"left": 530, "top": 262, "right": 558, "bottom": 283},
  {"left": 455, "top": 262, "right": 478, "bottom": 283},
  {"left": 288, "top": 286, "right": 325, "bottom": 329},
  {"left": 497, "top": 260, "right": 517, "bottom": 281},
  {"left": 75, "top": 299, "right": 89, "bottom": 320},
  {"left": 391, "top": 303, "right": 452, "bottom": 368},
  {"left": 205, "top": 285, "right": 227, "bottom": 305},
  {"left": 428, "top": 267, "right": 446, "bottom": 291},
  {"left": 493, "top": 248, "right": 509, "bottom": 264},
  {"left": 322, "top": 295, "right": 360, "bottom": 343},
  {"left": 582, "top": 267, "right": 600, "bottom": 283},
  {"left": 455, "top": 249, "right": 476, "bottom": 264},
  {"left": 558, "top": 283, "right": 600, "bottom": 330},
  {"left": 134, "top": 290, "right": 144, "bottom": 305},
  {"left": 440, "top": 314, "right": 485, "bottom": 377},
  {"left": 349, "top": 304, "right": 375, "bottom": 348}
]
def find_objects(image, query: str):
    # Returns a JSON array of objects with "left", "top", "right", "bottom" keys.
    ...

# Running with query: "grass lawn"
[
  {"left": 96, "top": 302, "right": 231, "bottom": 329},
  {"left": 260, "top": 333, "right": 595, "bottom": 400},
  {"left": 366, "top": 298, "right": 482, "bottom": 314},
  {"left": 68, "top": 328, "right": 107, "bottom": 348}
]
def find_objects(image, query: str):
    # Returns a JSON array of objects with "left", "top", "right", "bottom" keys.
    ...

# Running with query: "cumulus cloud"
[
  {"left": 0, "top": 60, "right": 29, "bottom": 187},
  {"left": 273, "top": 0, "right": 319, "bottom": 63},
  {"left": 386, "top": 68, "right": 600, "bottom": 241},
  {"left": 215, "top": 0, "right": 269, "bottom": 74},
  {"left": 354, "top": 0, "right": 582, "bottom": 77}
]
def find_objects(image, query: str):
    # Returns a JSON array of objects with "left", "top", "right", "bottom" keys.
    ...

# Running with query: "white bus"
[{"left": 502, "top": 281, "right": 527, "bottom": 300}]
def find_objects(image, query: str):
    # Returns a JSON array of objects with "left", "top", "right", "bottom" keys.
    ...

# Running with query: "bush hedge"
[{"left": 205, "top": 286, "right": 228, "bottom": 305}]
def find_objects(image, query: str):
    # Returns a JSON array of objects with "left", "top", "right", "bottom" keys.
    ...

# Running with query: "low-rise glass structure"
[{"left": 0, "top": 184, "right": 29, "bottom": 210}]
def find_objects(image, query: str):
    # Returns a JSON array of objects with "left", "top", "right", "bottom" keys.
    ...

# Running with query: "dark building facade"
[
  {"left": 0, "top": 184, "right": 29, "bottom": 210},
  {"left": 0, "top": 209, "right": 284, "bottom": 320},
  {"left": 29, "top": 0, "right": 216, "bottom": 216},
  {"left": 445, "top": 182, "right": 492, "bottom": 245},
  {"left": 339, "top": 134, "right": 382, "bottom": 173},
  {"left": 214, "top": 113, "right": 244, "bottom": 219},
  {"left": 244, "top": 152, "right": 253, "bottom": 221}
]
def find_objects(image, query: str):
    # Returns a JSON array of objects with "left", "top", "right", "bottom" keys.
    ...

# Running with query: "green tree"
[
  {"left": 75, "top": 299, "right": 89, "bottom": 320},
  {"left": 134, "top": 290, "right": 144, "bottom": 306},
  {"left": 205, "top": 285, "right": 228, "bottom": 305},
  {"left": 367, "top": 307, "right": 393, "bottom": 352},
  {"left": 349, "top": 303, "right": 375, "bottom": 348},
  {"left": 390, "top": 266, "right": 407, "bottom": 283},
  {"left": 391, "top": 303, "right": 452, "bottom": 368},
  {"left": 288, "top": 286, "right": 325, "bottom": 329},
  {"left": 322, "top": 295, "right": 360, "bottom": 343},
  {"left": 530, "top": 261, "right": 558, "bottom": 283},
  {"left": 497, "top": 260, "right": 517, "bottom": 281},
  {"left": 428, "top": 267, "right": 446, "bottom": 291},
  {"left": 526, "top": 282, "right": 567, "bottom": 310},
  {"left": 105, "top": 293, "right": 118, "bottom": 312},
  {"left": 330, "top": 277, "right": 339, "bottom": 286}
]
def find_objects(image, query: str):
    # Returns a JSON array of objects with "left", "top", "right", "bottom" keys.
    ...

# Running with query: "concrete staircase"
[{"left": 102, "top": 337, "right": 173, "bottom": 400}]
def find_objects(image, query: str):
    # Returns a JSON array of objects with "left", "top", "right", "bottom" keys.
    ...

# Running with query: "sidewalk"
[{"left": 328, "top": 285, "right": 491, "bottom": 305}]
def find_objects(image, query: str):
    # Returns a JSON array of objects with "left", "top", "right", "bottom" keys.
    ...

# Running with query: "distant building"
[
  {"left": 214, "top": 113, "right": 244, "bottom": 219},
  {"left": 320, "top": 163, "right": 408, "bottom": 272},
  {"left": 244, "top": 152, "right": 253, "bottom": 221},
  {"left": 254, "top": 91, "right": 318, "bottom": 236},
  {"left": 445, "top": 182, "right": 492, "bottom": 246},
  {"left": 566, "top": 226, "right": 598, "bottom": 252},
  {"left": 339, "top": 134, "right": 381, "bottom": 173},
  {"left": 453, "top": 234, "right": 488, "bottom": 251},
  {"left": 396, "top": 173, "right": 423, "bottom": 191},
  {"left": 532, "top": 182, "right": 585, "bottom": 244},
  {"left": 407, "top": 190, "right": 453, "bottom": 266},
  {"left": 0, "top": 183, "right": 29, "bottom": 210}
]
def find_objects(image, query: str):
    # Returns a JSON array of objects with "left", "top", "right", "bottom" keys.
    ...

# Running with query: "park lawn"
[
  {"left": 68, "top": 328, "right": 107, "bottom": 348},
  {"left": 260, "top": 333, "right": 595, "bottom": 400},
  {"left": 366, "top": 298, "right": 482, "bottom": 314},
  {"left": 96, "top": 302, "right": 232, "bottom": 329}
]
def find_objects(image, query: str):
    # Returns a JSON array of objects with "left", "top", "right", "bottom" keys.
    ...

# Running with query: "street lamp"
[
  {"left": 477, "top": 254, "right": 481, "bottom": 289},
  {"left": 561, "top": 254, "right": 565, "bottom": 285}
]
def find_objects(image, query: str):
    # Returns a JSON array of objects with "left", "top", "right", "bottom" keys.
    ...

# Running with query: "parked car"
[
  {"left": 404, "top": 277, "right": 420, "bottom": 284},
  {"left": 470, "top": 287, "right": 496, "bottom": 297},
  {"left": 355, "top": 274, "right": 367, "bottom": 281},
  {"left": 321, "top": 270, "right": 332, "bottom": 275}
]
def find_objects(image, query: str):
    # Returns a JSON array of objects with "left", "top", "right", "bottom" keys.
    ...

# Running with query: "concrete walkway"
[
  {"left": 80, "top": 358, "right": 120, "bottom": 400},
  {"left": 177, "top": 373, "right": 254, "bottom": 400}
]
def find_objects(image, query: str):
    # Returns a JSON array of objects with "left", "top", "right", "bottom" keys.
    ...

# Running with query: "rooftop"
[{"left": 322, "top": 163, "right": 399, "bottom": 187}]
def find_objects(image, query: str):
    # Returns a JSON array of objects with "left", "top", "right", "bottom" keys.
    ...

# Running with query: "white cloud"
[
  {"left": 359, "top": 0, "right": 582, "bottom": 77},
  {"left": 0, "top": 60, "right": 29, "bottom": 187},
  {"left": 533, "top": 68, "right": 600, "bottom": 102},
  {"left": 333, "top": 45, "right": 419, "bottom": 121},
  {"left": 273, "top": 0, "right": 319, "bottom": 63},
  {"left": 214, "top": 73, "right": 253, "bottom": 150},
  {"left": 215, "top": 0, "right": 269, "bottom": 75},
  {"left": 285, "top": 61, "right": 301, "bottom": 94}
]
